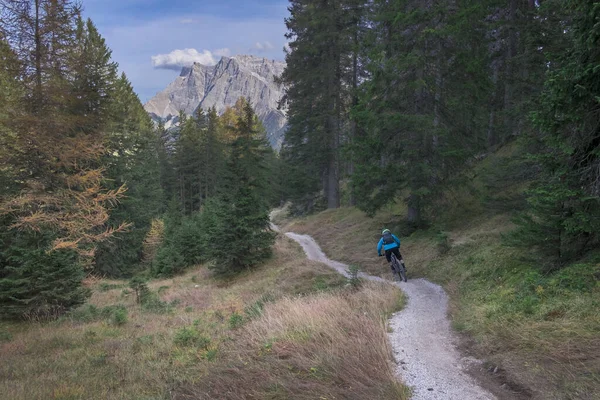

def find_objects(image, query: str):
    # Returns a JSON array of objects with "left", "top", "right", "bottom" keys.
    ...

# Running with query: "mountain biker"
[{"left": 377, "top": 229, "right": 406, "bottom": 276}]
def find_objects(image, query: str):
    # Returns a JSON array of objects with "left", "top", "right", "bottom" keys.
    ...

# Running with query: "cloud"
[
  {"left": 180, "top": 18, "right": 195, "bottom": 24},
  {"left": 151, "top": 48, "right": 219, "bottom": 70},
  {"left": 253, "top": 41, "right": 274, "bottom": 53},
  {"left": 214, "top": 48, "right": 231, "bottom": 57},
  {"left": 98, "top": 12, "right": 287, "bottom": 102}
]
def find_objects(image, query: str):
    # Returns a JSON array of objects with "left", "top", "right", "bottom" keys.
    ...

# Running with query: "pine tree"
[
  {"left": 0, "top": 34, "right": 22, "bottom": 196},
  {"left": 350, "top": 0, "right": 494, "bottom": 222},
  {"left": 94, "top": 73, "right": 164, "bottom": 277},
  {"left": 510, "top": 0, "right": 600, "bottom": 268},
  {"left": 206, "top": 99, "right": 275, "bottom": 274},
  {"left": 280, "top": 0, "right": 364, "bottom": 210},
  {"left": 0, "top": 230, "right": 89, "bottom": 320}
]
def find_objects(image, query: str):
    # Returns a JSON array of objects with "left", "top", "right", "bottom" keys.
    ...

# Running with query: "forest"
[
  {"left": 0, "top": 0, "right": 598, "bottom": 323},
  {"left": 280, "top": 0, "right": 599, "bottom": 266},
  {"left": 0, "top": 0, "right": 279, "bottom": 319}
]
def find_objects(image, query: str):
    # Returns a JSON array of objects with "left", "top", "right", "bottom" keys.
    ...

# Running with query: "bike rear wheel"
[
  {"left": 391, "top": 254, "right": 407, "bottom": 283},
  {"left": 398, "top": 263, "right": 407, "bottom": 282}
]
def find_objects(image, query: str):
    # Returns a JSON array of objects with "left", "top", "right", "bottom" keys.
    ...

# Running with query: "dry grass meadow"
[{"left": 0, "top": 234, "right": 408, "bottom": 400}]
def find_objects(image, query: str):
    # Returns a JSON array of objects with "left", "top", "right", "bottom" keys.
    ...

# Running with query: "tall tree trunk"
[
  {"left": 504, "top": 0, "right": 518, "bottom": 137},
  {"left": 34, "top": 0, "right": 42, "bottom": 111},
  {"left": 325, "top": 0, "right": 340, "bottom": 209},
  {"left": 348, "top": 28, "right": 359, "bottom": 207},
  {"left": 487, "top": 65, "right": 499, "bottom": 148},
  {"left": 407, "top": 194, "right": 421, "bottom": 226}
]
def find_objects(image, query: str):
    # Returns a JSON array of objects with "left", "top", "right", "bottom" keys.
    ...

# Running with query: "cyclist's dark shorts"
[{"left": 384, "top": 247, "right": 402, "bottom": 263}]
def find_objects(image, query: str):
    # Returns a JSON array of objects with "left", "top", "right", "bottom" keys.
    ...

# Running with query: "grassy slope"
[
  {"left": 281, "top": 152, "right": 600, "bottom": 399},
  {"left": 0, "top": 235, "right": 408, "bottom": 400}
]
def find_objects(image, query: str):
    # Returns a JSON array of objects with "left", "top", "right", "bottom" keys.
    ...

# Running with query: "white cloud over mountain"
[
  {"left": 253, "top": 41, "right": 274, "bottom": 52},
  {"left": 151, "top": 48, "right": 231, "bottom": 70}
]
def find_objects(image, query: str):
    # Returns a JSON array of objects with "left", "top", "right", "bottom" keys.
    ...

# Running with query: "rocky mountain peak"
[{"left": 144, "top": 55, "right": 287, "bottom": 149}]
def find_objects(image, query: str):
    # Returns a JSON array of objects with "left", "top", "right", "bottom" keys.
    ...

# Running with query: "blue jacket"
[{"left": 377, "top": 234, "right": 401, "bottom": 255}]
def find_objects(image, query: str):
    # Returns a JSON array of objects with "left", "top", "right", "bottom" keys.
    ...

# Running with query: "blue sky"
[{"left": 82, "top": 0, "right": 290, "bottom": 103}]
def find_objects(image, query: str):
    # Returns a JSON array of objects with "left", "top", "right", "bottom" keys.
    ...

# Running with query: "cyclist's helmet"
[{"left": 382, "top": 229, "right": 391, "bottom": 235}]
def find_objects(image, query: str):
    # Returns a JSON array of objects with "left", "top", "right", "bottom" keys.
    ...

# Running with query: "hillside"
[{"left": 277, "top": 166, "right": 600, "bottom": 399}]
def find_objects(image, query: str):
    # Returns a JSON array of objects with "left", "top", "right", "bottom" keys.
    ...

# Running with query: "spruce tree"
[
  {"left": 94, "top": 73, "right": 164, "bottom": 277},
  {"left": 206, "top": 99, "right": 275, "bottom": 274},
  {"left": 280, "top": 0, "right": 364, "bottom": 210},
  {"left": 350, "top": 0, "right": 494, "bottom": 222},
  {"left": 510, "top": 1, "right": 600, "bottom": 268}
]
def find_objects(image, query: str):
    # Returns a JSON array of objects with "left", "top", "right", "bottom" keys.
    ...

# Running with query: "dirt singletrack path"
[{"left": 284, "top": 231, "right": 496, "bottom": 400}]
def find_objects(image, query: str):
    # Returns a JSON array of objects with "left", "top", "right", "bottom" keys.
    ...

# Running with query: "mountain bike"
[{"left": 390, "top": 253, "right": 407, "bottom": 282}]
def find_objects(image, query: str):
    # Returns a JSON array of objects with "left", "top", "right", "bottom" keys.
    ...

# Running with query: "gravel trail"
[{"left": 284, "top": 231, "right": 496, "bottom": 400}]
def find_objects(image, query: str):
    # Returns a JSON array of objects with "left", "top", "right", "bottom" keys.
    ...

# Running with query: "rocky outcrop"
[{"left": 144, "top": 55, "right": 287, "bottom": 149}]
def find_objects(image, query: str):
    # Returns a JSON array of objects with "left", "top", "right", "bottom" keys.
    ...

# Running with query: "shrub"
[
  {"left": 111, "top": 308, "right": 128, "bottom": 325},
  {"left": 129, "top": 277, "right": 150, "bottom": 304},
  {"left": 228, "top": 312, "right": 244, "bottom": 329},
  {"left": 128, "top": 278, "right": 172, "bottom": 314},
  {"left": 69, "top": 304, "right": 127, "bottom": 325},
  {"left": 174, "top": 326, "right": 211, "bottom": 348},
  {"left": 0, "top": 231, "right": 90, "bottom": 320},
  {"left": 436, "top": 231, "right": 451, "bottom": 254},
  {"left": 347, "top": 265, "right": 362, "bottom": 289},
  {"left": 0, "top": 331, "right": 12, "bottom": 343},
  {"left": 98, "top": 283, "right": 123, "bottom": 292},
  {"left": 69, "top": 304, "right": 100, "bottom": 323}
]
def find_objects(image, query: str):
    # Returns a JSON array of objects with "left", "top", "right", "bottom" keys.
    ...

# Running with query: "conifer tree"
[
  {"left": 94, "top": 73, "right": 164, "bottom": 276},
  {"left": 0, "top": 1, "right": 126, "bottom": 317},
  {"left": 281, "top": 0, "right": 365, "bottom": 210},
  {"left": 510, "top": 1, "right": 600, "bottom": 267},
  {"left": 350, "top": 0, "right": 493, "bottom": 222},
  {"left": 206, "top": 99, "right": 275, "bottom": 274},
  {"left": 0, "top": 0, "right": 126, "bottom": 257}
]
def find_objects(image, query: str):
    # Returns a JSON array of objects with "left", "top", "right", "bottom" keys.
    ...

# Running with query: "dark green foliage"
[
  {"left": 0, "top": 2, "right": 164, "bottom": 318},
  {"left": 128, "top": 276, "right": 172, "bottom": 313},
  {"left": 94, "top": 73, "right": 164, "bottom": 277},
  {"left": 204, "top": 101, "right": 275, "bottom": 275},
  {"left": 174, "top": 326, "right": 211, "bottom": 348},
  {"left": 98, "top": 283, "right": 124, "bottom": 292},
  {"left": 350, "top": 0, "right": 494, "bottom": 222},
  {"left": 228, "top": 312, "right": 245, "bottom": 329},
  {"left": 510, "top": 1, "right": 600, "bottom": 267},
  {"left": 0, "top": 230, "right": 90, "bottom": 320},
  {"left": 0, "top": 330, "right": 12, "bottom": 343},
  {"left": 347, "top": 265, "right": 361, "bottom": 289},
  {"left": 172, "top": 107, "right": 225, "bottom": 214},
  {"left": 68, "top": 304, "right": 127, "bottom": 325},
  {"left": 129, "top": 277, "right": 151, "bottom": 304},
  {"left": 280, "top": 0, "right": 367, "bottom": 210},
  {"left": 151, "top": 208, "right": 210, "bottom": 277}
]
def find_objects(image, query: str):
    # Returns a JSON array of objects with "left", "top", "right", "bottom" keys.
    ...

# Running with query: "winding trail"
[{"left": 284, "top": 231, "right": 496, "bottom": 400}]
